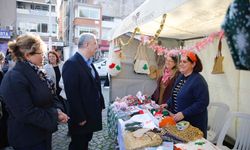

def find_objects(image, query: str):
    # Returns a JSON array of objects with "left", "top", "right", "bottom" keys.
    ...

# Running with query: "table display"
[{"left": 107, "top": 92, "right": 221, "bottom": 150}]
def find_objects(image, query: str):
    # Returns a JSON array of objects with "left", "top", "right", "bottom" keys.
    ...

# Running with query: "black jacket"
[
  {"left": 0, "top": 61, "right": 61, "bottom": 148},
  {"left": 62, "top": 53, "right": 105, "bottom": 135}
]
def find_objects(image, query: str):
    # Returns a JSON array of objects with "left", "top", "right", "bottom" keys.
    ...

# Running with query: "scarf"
[
  {"left": 24, "top": 61, "right": 56, "bottom": 95},
  {"left": 161, "top": 67, "right": 175, "bottom": 85}
]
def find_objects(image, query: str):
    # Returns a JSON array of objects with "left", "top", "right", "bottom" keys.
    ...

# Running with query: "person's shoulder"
[
  {"left": 191, "top": 73, "right": 207, "bottom": 85},
  {"left": 44, "top": 63, "right": 52, "bottom": 69},
  {"left": 192, "top": 73, "right": 205, "bottom": 80},
  {"left": 1, "top": 67, "right": 26, "bottom": 85}
]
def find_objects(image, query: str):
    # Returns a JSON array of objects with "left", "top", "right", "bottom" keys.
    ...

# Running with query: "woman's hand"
[
  {"left": 160, "top": 103, "right": 168, "bottom": 109},
  {"left": 173, "top": 112, "right": 184, "bottom": 122},
  {"left": 57, "top": 109, "right": 69, "bottom": 123}
]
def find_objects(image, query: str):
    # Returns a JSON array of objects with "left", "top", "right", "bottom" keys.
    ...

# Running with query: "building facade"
[
  {"left": 0, "top": 0, "right": 16, "bottom": 54},
  {"left": 59, "top": 0, "right": 145, "bottom": 59},
  {"left": 16, "top": 0, "right": 63, "bottom": 50}
]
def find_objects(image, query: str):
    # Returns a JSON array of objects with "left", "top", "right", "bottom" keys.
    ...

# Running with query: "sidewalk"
[{"left": 52, "top": 86, "right": 117, "bottom": 150}]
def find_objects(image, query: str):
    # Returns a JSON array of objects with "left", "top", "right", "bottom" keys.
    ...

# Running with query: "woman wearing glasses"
[
  {"left": 0, "top": 34, "right": 68, "bottom": 150},
  {"left": 151, "top": 53, "right": 179, "bottom": 105}
]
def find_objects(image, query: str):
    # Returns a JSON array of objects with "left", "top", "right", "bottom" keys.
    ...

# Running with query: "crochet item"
[{"left": 161, "top": 124, "right": 203, "bottom": 143}]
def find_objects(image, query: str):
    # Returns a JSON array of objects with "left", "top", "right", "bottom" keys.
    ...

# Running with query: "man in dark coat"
[{"left": 62, "top": 33, "right": 105, "bottom": 150}]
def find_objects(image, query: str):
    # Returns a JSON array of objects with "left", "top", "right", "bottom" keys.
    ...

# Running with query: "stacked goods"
[{"left": 161, "top": 124, "right": 203, "bottom": 143}]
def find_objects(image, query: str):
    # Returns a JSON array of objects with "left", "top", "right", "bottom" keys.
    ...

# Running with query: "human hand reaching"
[
  {"left": 173, "top": 112, "right": 184, "bottom": 122},
  {"left": 160, "top": 103, "right": 168, "bottom": 109}
]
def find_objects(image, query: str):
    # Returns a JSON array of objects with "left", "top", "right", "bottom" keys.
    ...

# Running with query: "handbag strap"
[
  {"left": 134, "top": 43, "right": 141, "bottom": 60},
  {"left": 217, "top": 36, "right": 223, "bottom": 57}
]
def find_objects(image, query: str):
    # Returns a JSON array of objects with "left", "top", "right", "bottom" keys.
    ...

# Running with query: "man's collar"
[{"left": 77, "top": 51, "right": 93, "bottom": 66}]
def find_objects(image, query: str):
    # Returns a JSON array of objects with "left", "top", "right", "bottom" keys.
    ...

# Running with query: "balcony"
[{"left": 17, "top": 8, "right": 57, "bottom": 17}]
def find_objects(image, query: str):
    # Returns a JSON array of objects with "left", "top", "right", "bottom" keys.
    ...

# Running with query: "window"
[
  {"left": 31, "top": 4, "right": 50, "bottom": 12},
  {"left": 19, "top": 22, "right": 37, "bottom": 33},
  {"left": 35, "top": 5, "right": 41, "bottom": 10},
  {"left": 52, "top": 24, "right": 57, "bottom": 34},
  {"left": 102, "top": 16, "right": 114, "bottom": 22},
  {"left": 17, "top": 2, "right": 25, "bottom": 9},
  {"left": 78, "top": 6, "right": 100, "bottom": 20},
  {"left": 78, "top": 0, "right": 87, "bottom": 3},
  {"left": 78, "top": 26, "right": 100, "bottom": 38},
  {"left": 37, "top": 23, "right": 48, "bottom": 33},
  {"left": 31, "top": 4, "right": 34, "bottom": 10},
  {"left": 51, "top": 6, "right": 55, "bottom": 12},
  {"left": 41, "top": 24, "right": 48, "bottom": 33},
  {"left": 42, "top": 5, "right": 49, "bottom": 11}
]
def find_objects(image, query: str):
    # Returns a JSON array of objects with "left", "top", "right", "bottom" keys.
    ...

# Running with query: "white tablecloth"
[{"left": 117, "top": 119, "right": 222, "bottom": 150}]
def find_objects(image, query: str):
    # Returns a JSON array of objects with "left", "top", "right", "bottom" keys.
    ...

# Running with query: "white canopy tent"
[
  {"left": 108, "top": 0, "right": 250, "bottom": 140},
  {"left": 110, "top": 0, "right": 232, "bottom": 40}
]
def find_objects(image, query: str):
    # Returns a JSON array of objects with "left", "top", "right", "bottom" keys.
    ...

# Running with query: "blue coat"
[
  {"left": 167, "top": 72, "right": 209, "bottom": 137},
  {"left": 62, "top": 53, "right": 105, "bottom": 135},
  {"left": 0, "top": 61, "right": 61, "bottom": 148}
]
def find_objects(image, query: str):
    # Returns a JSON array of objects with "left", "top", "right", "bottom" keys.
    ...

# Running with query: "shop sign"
[{"left": 0, "top": 30, "right": 11, "bottom": 39}]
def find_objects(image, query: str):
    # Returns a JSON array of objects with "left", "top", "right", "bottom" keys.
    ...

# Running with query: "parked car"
[{"left": 93, "top": 58, "right": 107, "bottom": 79}]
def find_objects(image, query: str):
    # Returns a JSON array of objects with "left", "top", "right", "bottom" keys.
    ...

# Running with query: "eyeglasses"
[
  {"left": 32, "top": 51, "right": 44, "bottom": 55},
  {"left": 166, "top": 60, "right": 174, "bottom": 63}
]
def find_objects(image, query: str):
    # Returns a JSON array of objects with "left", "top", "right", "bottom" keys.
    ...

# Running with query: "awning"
[{"left": 110, "top": 0, "right": 231, "bottom": 40}]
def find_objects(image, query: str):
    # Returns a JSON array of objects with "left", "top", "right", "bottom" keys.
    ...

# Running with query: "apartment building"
[
  {"left": 0, "top": 0, "right": 16, "bottom": 54},
  {"left": 16, "top": 0, "right": 63, "bottom": 50},
  {"left": 59, "top": 0, "right": 145, "bottom": 59},
  {"left": 58, "top": 0, "right": 102, "bottom": 59}
]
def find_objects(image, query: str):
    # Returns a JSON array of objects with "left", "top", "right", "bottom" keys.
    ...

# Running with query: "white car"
[{"left": 93, "top": 58, "right": 108, "bottom": 79}]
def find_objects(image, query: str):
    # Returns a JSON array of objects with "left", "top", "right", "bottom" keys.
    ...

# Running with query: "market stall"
[{"left": 107, "top": 0, "right": 250, "bottom": 145}]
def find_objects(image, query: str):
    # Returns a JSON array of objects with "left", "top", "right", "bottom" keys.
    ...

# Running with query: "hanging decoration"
[
  {"left": 148, "top": 14, "right": 167, "bottom": 45},
  {"left": 119, "top": 27, "right": 140, "bottom": 48},
  {"left": 147, "top": 30, "right": 224, "bottom": 57},
  {"left": 107, "top": 40, "right": 123, "bottom": 76},
  {"left": 117, "top": 13, "right": 167, "bottom": 48}
]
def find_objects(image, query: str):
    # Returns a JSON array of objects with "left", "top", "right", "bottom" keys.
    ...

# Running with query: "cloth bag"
[
  {"left": 134, "top": 44, "right": 150, "bottom": 74},
  {"left": 212, "top": 38, "right": 224, "bottom": 74},
  {"left": 124, "top": 131, "right": 162, "bottom": 150},
  {"left": 107, "top": 40, "right": 122, "bottom": 76}
]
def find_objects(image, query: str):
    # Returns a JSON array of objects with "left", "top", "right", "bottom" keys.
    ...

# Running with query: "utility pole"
[
  {"left": 47, "top": 0, "right": 52, "bottom": 51},
  {"left": 68, "top": 0, "right": 74, "bottom": 56}
]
